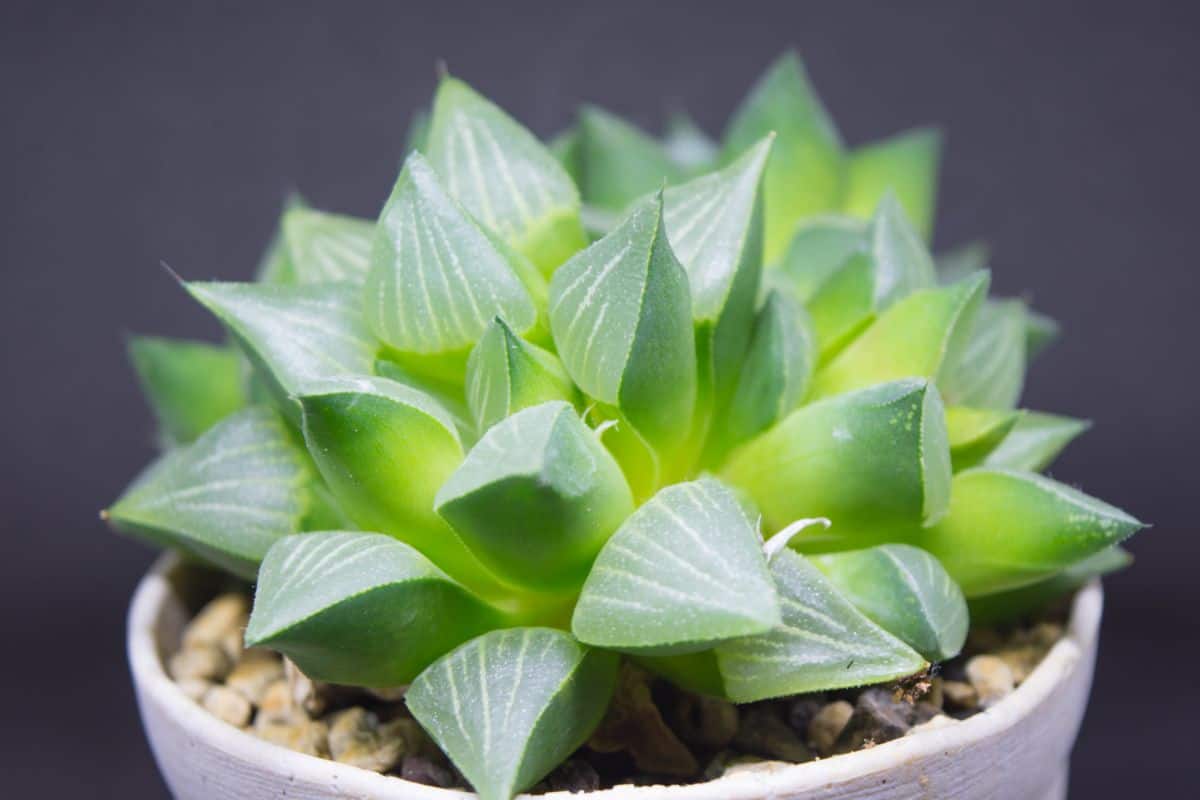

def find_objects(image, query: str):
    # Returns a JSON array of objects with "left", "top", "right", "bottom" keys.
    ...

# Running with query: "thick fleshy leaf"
[
  {"left": 722, "top": 379, "right": 951, "bottom": 550},
  {"left": 772, "top": 215, "right": 866, "bottom": 301},
  {"left": 435, "top": 402, "right": 633, "bottom": 591},
  {"left": 278, "top": 206, "right": 375, "bottom": 284},
  {"left": 803, "top": 252, "right": 877, "bottom": 359},
  {"left": 664, "top": 135, "right": 770, "bottom": 419},
  {"left": 572, "top": 479, "right": 781, "bottom": 654},
  {"left": 186, "top": 280, "right": 378, "bottom": 424},
  {"left": 465, "top": 318, "right": 578, "bottom": 433},
  {"left": 577, "top": 106, "right": 681, "bottom": 212},
  {"left": 548, "top": 194, "right": 696, "bottom": 453},
  {"left": 548, "top": 127, "right": 582, "bottom": 186},
  {"left": 983, "top": 411, "right": 1090, "bottom": 472},
  {"left": 842, "top": 128, "right": 942, "bottom": 242},
  {"left": 936, "top": 241, "right": 989, "bottom": 285},
  {"left": 914, "top": 469, "right": 1143, "bottom": 596},
  {"left": 407, "top": 628, "right": 618, "bottom": 800},
  {"left": 105, "top": 407, "right": 309, "bottom": 579},
  {"left": 968, "top": 546, "right": 1132, "bottom": 625},
  {"left": 946, "top": 406, "right": 1023, "bottom": 471},
  {"left": 374, "top": 357, "right": 475, "bottom": 440},
  {"left": 867, "top": 192, "right": 939, "bottom": 308},
  {"left": 128, "top": 336, "right": 245, "bottom": 445},
  {"left": 662, "top": 111, "right": 719, "bottom": 175},
  {"left": 425, "top": 77, "right": 586, "bottom": 273},
  {"left": 718, "top": 290, "right": 816, "bottom": 457},
  {"left": 296, "top": 376, "right": 504, "bottom": 595},
  {"left": 1025, "top": 308, "right": 1060, "bottom": 360},
  {"left": 246, "top": 531, "right": 502, "bottom": 686},
  {"left": 716, "top": 550, "right": 927, "bottom": 702},
  {"left": 406, "top": 108, "right": 430, "bottom": 154},
  {"left": 364, "top": 152, "right": 537, "bottom": 360},
  {"left": 723, "top": 51, "right": 844, "bottom": 264},
  {"left": 810, "top": 271, "right": 988, "bottom": 400},
  {"left": 812, "top": 544, "right": 968, "bottom": 662},
  {"left": 940, "top": 299, "right": 1026, "bottom": 410}
]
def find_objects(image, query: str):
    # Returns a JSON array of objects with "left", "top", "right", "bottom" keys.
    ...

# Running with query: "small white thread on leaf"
[
  {"left": 593, "top": 419, "right": 619, "bottom": 437},
  {"left": 763, "top": 518, "right": 831, "bottom": 561}
]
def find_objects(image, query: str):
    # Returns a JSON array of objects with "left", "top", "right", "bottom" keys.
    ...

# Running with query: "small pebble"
[
  {"left": 183, "top": 593, "right": 249, "bottom": 649},
  {"left": 202, "top": 685, "right": 252, "bottom": 728},
  {"left": 588, "top": 665, "right": 699, "bottom": 777},
  {"left": 364, "top": 685, "right": 408, "bottom": 702},
  {"left": 807, "top": 700, "right": 853, "bottom": 756},
  {"left": 257, "top": 679, "right": 297, "bottom": 723},
  {"left": 176, "top": 678, "right": 212, "bottom": 703},
  {"left": 254, "top": 717, "right": 329, "bottom": 757},
  {"left": 169, "top": 644, "right": 231, "bottom": 682},
  {"left": 925, "top": 677, "right": 944, "bottom": 710},
  {"left": 284, "top": 657, "right": 331, "bottom": 717},
  {"left": 540, "top": 757, "right": 600, "bottom": 793},
  {"left": 834, "top": 688, "right": 912, "bottom": 754},
  {"left": 941, "top": 680, "right": 979, "bottom": 710},
  {"left": 965, "top": 655, "right": 1014, "bottom": 708},
  {"left": 226, "top": 650, "right": 284, "bottom": 705},
  {"left": 400, "top": 754, "right": 456, "bottom": 788},
  {"left": 668, "top": 692, "right": 739, "bottom": 751},
  {"left": 995, "top": 646, "right": 1041, "bottom": 685},
  {"left": 1029, "top": 622, "right": 1064, "bottom": 648},
  {"left": 219, "top": 629, "right": 245, "bottom": 663},
  {"left": 733, "top": 705, "right": 813, "bottom": 763},
  {"left": 327, "top": 707, "right": 406, "bottom": 772},
  {"left": 786, "top": 697, "right": 824, "bottom": 737}
]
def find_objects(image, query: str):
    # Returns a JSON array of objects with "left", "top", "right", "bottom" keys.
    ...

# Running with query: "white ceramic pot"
[{"left": 129, "top": 554, "right": 1102, "bottom": 800}]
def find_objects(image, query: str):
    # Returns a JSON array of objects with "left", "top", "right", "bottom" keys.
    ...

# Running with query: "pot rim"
[{"left": 128, "top": 553, "right": 1102, "bottom": 799}]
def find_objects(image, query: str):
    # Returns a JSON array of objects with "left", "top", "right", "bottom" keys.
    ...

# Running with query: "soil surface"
[{"left": 166, "top": 586, "right": 1069, "bottom": 793}]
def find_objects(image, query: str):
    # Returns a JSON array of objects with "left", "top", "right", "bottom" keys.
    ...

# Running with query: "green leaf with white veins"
[
  {"left": 186, "top": 280, "right": 379, "bottom": 425},
  {"left": 843, "top": 128, "right": 942, "bottom": 242},
  {"left": 662, "top": 110, "right": 719, "bottom": 175},
  {"left": 577, "top": 105, "right": 682, "bottom": 212},
  {"left": 940, "top": 299, "right": 1027, "bottom": 410},
  {"left": 246, "top": 531, "right": 503, "bottom": 687},
  {"left": 664, "top": 135, "right": 770, "bottom": 415},
  {"left": 435, "top": 402, "right": 634, "bottom": 591},
  {"left": 364, "top": 152, "right": 537, "bottom": 359},
  {"left": 724, "top": 51, "right": 844, "bottom": 264},
  {"left": 716, "top": 550, "right": 927, "bottom": 702},
  {"left": 572, "top": 479, "right": 780, "bottom": 654},
  {"left": 466, "top": 318, "right": 579, "bottom": 433},
  {"left": 722, "top": 380, "right": 951, "bottom": 551},
  {"left": 128, "top": 336, "right": 246, "bottom": 446},
  {"left": 810, "top": 271, "right": 988, "bottom": 400},
  {"left": 812, "top": 544, "right": 968, "bottom": 662},
  {"left": 277, "top": 206, "right": 375, "bottom": 284},
  {"left": 426, "top": 77, "right": 587, "bottom": 274},
  {"left": 983, "top": 411, "right": 1090, "bottom": 472},
  {"left": 297, "top": 376, "right": 507, "bottom": 596},
  {"left": 407, "top": 628, "right": 618, "bottom": 800},
  {"left": 914, "top": 468, "right": 1143, "bottom": 596},
  {"left": 105, "top": 407, "right": 310, "bottom": 579},
  {"left": 549, "top": 193, "right": 696, "bottom": 454}
]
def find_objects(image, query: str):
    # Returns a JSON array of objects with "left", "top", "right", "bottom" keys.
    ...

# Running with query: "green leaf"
[
  {"left": 812, "top": 544, "right": 968, "bottom": 662},
  {"left": 940, "top": 299, "right": 1027, "bottom": 410},
  {"left": 723, "top": 51, "right": 844, "bottom": 264},
  {"left": 664, "top": 135, "right": 770, "bottom": 418},
  {"left": 364, "top": 152, "right": 537, "bottom": 360},
  {"left": 1024, "top": 307, "right": 1060, "bottom": 360},
  {"left": 128, "top": 336, "right": 246, "bottom": 445},
  {"left": 842, "top": 128, "right": 942, "bottom": 242},
  {"left": 548, "top": 127, "right": 582, "bottom": 186},
  {"left": 435, "top": 402, "right": 634, "bottom": 591},
  {"left": 772, "top": 214, "right": 866, "bottom": 301},
  {"left": 716, "top": 550, "right": 927, "bottom": 702},
  {"left": 936, "top": 241, "right": 989, "bottom": 285},
  {"left": 945, "top": 406, "right": 1023, "bottom": 471},
  {"left": 576, "top": 105, "right": 681, "bottom": 212},
  {"left": 186, "top": 280, "right": 379, "bottom": 424},
  {"left": 867, "top": 192, "right": 939, "bottom": 308},
  {"left": 968, "top": 546, "right": 1132, "bottom": 625},
  {"left": 914, "top": 468, "right": 1144, "bottom": 596},
  {"left": 662, "top": 110, "right": 719, "bottom": 175},
  {"left": 425, "top": 77, "right": 587, "bottom": 274},
  {"left": 296, "top": 376, "right": 505, "bottom": 595},
  {"left": 246, "top": 532, "right": 503, "bottom": 686},
  {"left": 254, "top": 201, "right": 375, "bottom": 286},
  {"left": 722, "top": 379, "right": 951, "bottom": 551},
  {"left": 983, "top": 411, "right": 1090, "bottom": 472},
  {"left": 802, "top": 252, "right": 877, "bottom": 359},
  {"left": 572, "top": 479, "right": 780, "bottom": 654},
  {"left": 548, "top": 193, "right": 696, "bottom": 454},
  {"left": 465, "top": 318, "right": 579, "bottom": 433},
  {"left": 407, "top": 628, "right": 618, "bottom": 800},
  {"left": 105, "top": 407, "right": 310, "bottom": 579},
  {"left": 810, "top": 271, "right": 988, "bottom": 400},
  {"left": 406, "top": 107, "right": 430, "bottom": 154},
  {"left": 718, "top": 290, "right": 816, "bottom": 457},
  {"left": 373, "top": 357, "right": 476, "bottom": 440}
]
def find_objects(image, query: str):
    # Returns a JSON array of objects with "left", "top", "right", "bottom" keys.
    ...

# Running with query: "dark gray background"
[{"left": 2, "top": 0, "right": 1196, "bottom": 795}]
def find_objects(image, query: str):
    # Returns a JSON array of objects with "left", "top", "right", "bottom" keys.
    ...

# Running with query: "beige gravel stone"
[
  {"left": 327, "top": 707, "right": 406, "bottom": 772},
  {"left": 257, "top": 679, "right": 298, "bottom": 723},
  {"left": 965, "top": 655, "right": 1015, "bottom": 708},
  {"left": 202, "top": 685, "right": 252, "bottom": 728},
  {"left": 168, "top": 644, "right": 231, "bottom": 682},
  {"left": 942, "top": 680, "right": 979, "bottom": 710},
  {"left": 226, "top": 650, "right": 284, "bottom": 705},
  {"left": 254, "top": 716, "right": 329, "bottom": 757},
  {"left": 807, "top": 700, "right": 853, "bottom": 756},
  {"left": 183, "top": 593, "right": 249, "bottom": 650},
  {"left": 176, "top": 678, "right": 212, "bottom": 703}
]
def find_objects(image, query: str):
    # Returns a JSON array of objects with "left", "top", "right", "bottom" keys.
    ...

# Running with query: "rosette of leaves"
[{"left": 106, "top": 55, "right": 1143, "bottom": 800}]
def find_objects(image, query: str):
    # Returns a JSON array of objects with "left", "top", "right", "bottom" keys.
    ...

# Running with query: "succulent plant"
[{"left": 106, "top": 51, "right": 1144, "bottom": 800}]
